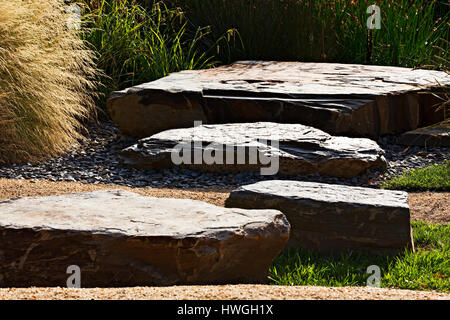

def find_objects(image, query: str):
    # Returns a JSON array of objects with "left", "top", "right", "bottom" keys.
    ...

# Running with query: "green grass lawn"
[
  {"left": 269, "top": 221, "right": 450, "bottom": 292},
  {"left": 381, "top": 161, "right": 450, "bottom": 191}
]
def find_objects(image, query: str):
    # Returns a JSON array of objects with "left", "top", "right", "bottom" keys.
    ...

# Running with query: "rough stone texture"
[
  {"left": 225, "top": 180, "right": 414, "bottom": 254},
  {"left": 107, "top": 61, "right": 450, "bottom": 138},
  {"left": 397, "top": 125, "right": 450, "bottom": 147},
  {"left": 0, "top": 190, "right": 289, "bottom": 287},
  {"left": 120, "top": 122, "right": 387, "bottom": 178}
]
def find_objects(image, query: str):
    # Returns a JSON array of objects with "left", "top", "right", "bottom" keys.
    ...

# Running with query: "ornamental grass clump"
[{"left": 0, "top": 0, "right": 100, "bottom": 164}]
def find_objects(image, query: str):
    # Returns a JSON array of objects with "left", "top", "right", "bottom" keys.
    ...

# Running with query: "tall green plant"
[
  {"left": 178, "top": 0, "right": 449, "bottom": 68},
  {"left": 80, "top": 0, "right": 232, "bottom": 104}
]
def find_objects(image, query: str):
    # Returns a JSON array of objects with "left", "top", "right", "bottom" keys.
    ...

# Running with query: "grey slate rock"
[
  {"left": 120, "top": 122, "right": 387, "bottom": 178},
  {"left": 0, "top": 190, "right": 290, "bottom": 287},
  {"left": 397, "top": 125, "right": 450, "bottom": 147},
  {"left": 225, "top": 180, "right": 414, "bottom": 254},
  {"left": 107, "top": 61, "right": 450, "bottom": 138}
]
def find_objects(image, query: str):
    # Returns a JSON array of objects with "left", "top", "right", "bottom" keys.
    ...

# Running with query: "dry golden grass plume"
[{"left": 0, "top": 0, "right": 100, "bottom": 164}]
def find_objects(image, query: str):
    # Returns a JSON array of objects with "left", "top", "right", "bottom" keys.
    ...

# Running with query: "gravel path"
[
  {"left": 1, "top": 285, "right": 448, "bottom": 300},
  {"left": 0, "top": 121, "right": 448, "bottom": 189}
]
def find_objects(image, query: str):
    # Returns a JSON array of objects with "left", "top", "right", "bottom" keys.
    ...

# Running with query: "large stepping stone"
[
  {"left": 225, "top": 180, "right": 414, "bottom": 254},
  {"left": 107, "top": 61, "right": 450, "bottom": 138},
  {"left": 120, "top": 122, "right": 387, "bottom": 178},
  {"left": 0, "top": 190, "right": 289, "bottom": 287}
]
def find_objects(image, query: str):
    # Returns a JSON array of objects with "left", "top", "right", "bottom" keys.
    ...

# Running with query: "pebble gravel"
[
  {"left": 0, "top": 121, "right": 448, "bottom": 189},
  {"left": 1, "top": 285, "right": 448, "bottom": 300}
]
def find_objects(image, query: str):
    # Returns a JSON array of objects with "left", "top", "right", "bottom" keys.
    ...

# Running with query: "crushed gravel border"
[{"left": 1, "top": 285, "right": 448, "bottom": 300}]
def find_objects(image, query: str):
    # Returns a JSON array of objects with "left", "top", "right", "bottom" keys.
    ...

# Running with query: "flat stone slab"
[
  {"left": 120, "top": 122, "right": 387, "bottom": 178},
  {"left": 107, "top": 61, "right": 450, "bottom": 138},
  {"left": 225, "top": 180, "right": 414, "bottom": 254},
  {"left": 0, "top": 190, "right": 289, "bottom": 287},
  {"left": 397, "top": 124, "right": 450, "bottom": 147}
]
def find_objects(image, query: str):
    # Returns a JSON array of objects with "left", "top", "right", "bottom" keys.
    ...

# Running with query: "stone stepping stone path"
[
  {"left": 120, "top": 122, "right": 387, "bottom": 178},
  {"left": 108, "top": 61, "right": 450, "bottom": 138},
  {"left": 225, "top": 180, "right": 414, "bottom": 254},
  {"left": 0, "top": 190, "right": 289, "bottom": 287}
]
